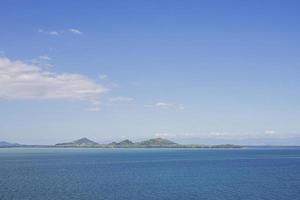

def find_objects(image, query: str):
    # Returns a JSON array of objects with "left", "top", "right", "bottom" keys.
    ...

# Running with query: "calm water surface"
[{"left": 0, "top": 148, "right": 300, "bottom": 200}]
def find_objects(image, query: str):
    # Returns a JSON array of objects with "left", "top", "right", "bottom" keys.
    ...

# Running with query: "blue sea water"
[{"left": 0, "top": 148, "right": 300, "bottom": 200}]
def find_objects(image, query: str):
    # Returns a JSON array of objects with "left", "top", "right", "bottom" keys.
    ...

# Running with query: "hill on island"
[
  {"left": 54, "top": 137, "right": 241, "bottom": 148},
  {"left": 0, "top": 141, "right": 20, "bottom": 147},
  {"left": 107, "top": 138, "right": 177, "bottom": 147},
  {"left": 56, "top": 137, "right": 99, "bottom": 147},
  {"left": 55, "top": 137, "right": 178, "bottom": 147},
  {"left": 138, "top": 138, "right": 177, "bottom": 146},
  {"left": 117, "top": 139, "right": 135, "bottom": 145}
]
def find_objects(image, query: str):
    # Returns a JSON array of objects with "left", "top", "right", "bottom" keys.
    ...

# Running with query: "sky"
[{"left": 0, "top": 0, "right": 300, "bottom": 145}]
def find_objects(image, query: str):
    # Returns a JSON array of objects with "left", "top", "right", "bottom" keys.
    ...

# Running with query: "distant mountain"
[
  {"left": 108, "top": 139, "right": 134, "bottom": 147},
  {"left": 55, "top": 137, "right": 99, "bottom": 147},
  {"left": 53, "top": 137, "right": 241, "bottom": 148},
  {"left": 139, "top": 138, "right": 177, "bottom": 146},
  {"left": 73, "top": 138, "right": 99, "bottom": 145},
  {"left": 107, "top": 138, "right": 177, "bottom": 147},
  {"left": 0, "top": 141, "right": 20, "bottom": 147},
  {"left": 117, "top": 139, "right": 134, "bottom": 145}
]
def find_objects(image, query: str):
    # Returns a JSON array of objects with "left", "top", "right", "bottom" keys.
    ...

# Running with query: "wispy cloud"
[
  {"left": 0, "top": 56, "right": 107, "bottom": 110},
  {"left": 99, "top": 74, "right": 108, "bottom": 80},
  {"left": 264, "top": 130, "right": 276, "bottom": 135},
  {"left": 38, "top": 28, "right": 83, "bottom": 36},
  {"left": 109, "top": 96, "right": 134, "bottom": 102},
  {"left": 146, "top": 102, "right": 184, "bottom": 110},
  {"left": 39, "top": 55, "right": 51, "bottom": 61},
  {"left": 38, "top": 29, "right": 59, "bottom": 36},
  {"left": 68, "top": 29, "right": 82, "bottom": 35},
  {"left": 30, "top": 55, "right": 53, "bottom": 69}
]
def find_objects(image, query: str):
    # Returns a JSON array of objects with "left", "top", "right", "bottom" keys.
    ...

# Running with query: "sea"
[{"left": 0, "top": 148, "right": 300, "bottom": 200}]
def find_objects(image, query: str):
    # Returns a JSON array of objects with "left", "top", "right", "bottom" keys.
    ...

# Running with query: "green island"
[
  {"left": 54, "top": 137, "right": 241, "bottom": 148},
  {"left": 0, "top": 137, "right": 241, "bottom": 148}
]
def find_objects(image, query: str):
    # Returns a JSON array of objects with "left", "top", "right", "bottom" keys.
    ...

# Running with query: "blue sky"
[{"left": 0, "top": 0, "right": 300, "bottom": 145}]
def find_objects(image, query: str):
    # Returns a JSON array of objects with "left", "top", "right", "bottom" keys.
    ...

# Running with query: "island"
[
  {"left": 54, "top": 137, "right": 241, "bottom": 148},
  {"left": 0, "top": 137, "right": 242, "bottom": 148}
]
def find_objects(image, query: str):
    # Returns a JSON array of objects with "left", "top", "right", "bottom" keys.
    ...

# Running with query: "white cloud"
[
  {"left": 0, "top": 56, "right": 107, "bottom": 110},
  {"left": 265, "top": 130, "right": 276, "bottom": 135},
  {"left": 68, "top": 29, "right": 82, "bottom": 35},
  {"left": 38, "top": 28, "right": 82, "bottom": 36},
  {"left": 99, "top": 74, "right": 108, "bottom": 80},
  {"left": 39, "top": 55, "right": 51, "bottom": 61},
  {"left": 146, "top": 102, "right": 184, "bottom": 110},
  {"left": 49, "top": 31, "right": 59, "bottom": 36},
  {"left": 109, "top": 96, "right": 134, "bottom": 102},
  {"left": 38, "top": 29, "right": 59, "bottom": 36},
  {"left": 30, "top": 56, "right": 53, "bottom": 69}
]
